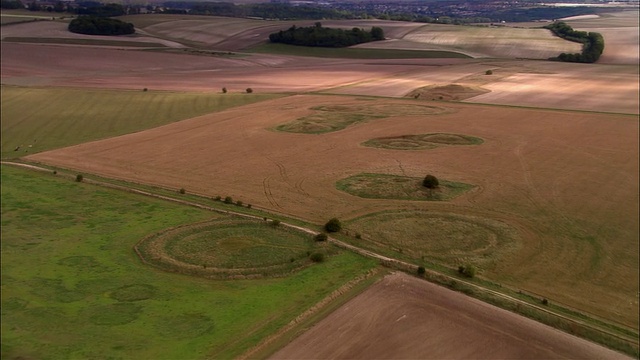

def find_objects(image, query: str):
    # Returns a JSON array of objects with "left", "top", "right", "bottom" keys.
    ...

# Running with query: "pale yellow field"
[
  {"left": 566, "top": 10, "right": 640, "bottom": 65},
  {"left": 397, "top": 24, "right": 582, "bottom": 59}
]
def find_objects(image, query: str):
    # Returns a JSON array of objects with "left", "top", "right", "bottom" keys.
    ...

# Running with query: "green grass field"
[
  {"left": 1, "top": 165, "right": 378, "bottom": 359},
  {"left": 0, "top": 86, "right": 283, "bottom": 159},
  {"left": 249, "top": 42, "right": 471, "bottom": 59}
]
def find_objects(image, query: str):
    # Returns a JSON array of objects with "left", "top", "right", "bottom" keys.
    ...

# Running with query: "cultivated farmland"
[
  {"left": 272, "top": 272, "right": 631, "bottom": 359},
  {"left": 2, "top": 8, "right": 639, "bottom": 359},
  {"left": 25, "top": 94, "right": 639, "bottom": 329}
]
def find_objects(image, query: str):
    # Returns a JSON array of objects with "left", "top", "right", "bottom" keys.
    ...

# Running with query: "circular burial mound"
[
  {"left": 362, "top": 133, "right": 483, "bottom": 150},
  {"left": 136, "top": 218, "right": 330, "bottom": 279},
  {"left": 275, "top": 103, "right": 451, "bottom": 134},
  {"left": 346, "top": 210, "right": 520, "bottom": 268},
  {"left": 407, "top": 84, "right": 490, "bottom": 101},
  {"left": 336, "top": 173, "right": 475, "bottom": 201}
]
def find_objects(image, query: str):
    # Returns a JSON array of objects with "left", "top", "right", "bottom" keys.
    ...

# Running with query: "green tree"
[
  {"left": 314, "top": 233, "right": 328, "bottom": 242},
  {"left": 422, "top": 174, "right": 439, "bottom": 189},
  {"left": 324, "top": 218, "right": 341, "bottom": 232},
  {"left": 458, "top": 264, "right": 476, "bottom": 278},
  {"left": 0, "top": 0, "right": 24, "bottom": 9},
  {"left": 370, "top": 26, "right": 384, "bottom": 40},
  {"left": 310, "top": 252, "right": 325, "bottom": 262}
]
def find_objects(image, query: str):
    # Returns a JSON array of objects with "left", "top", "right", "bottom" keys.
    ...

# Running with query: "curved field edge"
[
  {"left": 274, "top": 102, "right": 452, "bottom": 134},
  {"left": 0, "top": 164, "right": 379, "bottom": 360},
  {"left": 0, "top": 86, "right": 284, "bottom": 159},
  {"left": 362, "top": 133, "right": 484, "bottom": 150},
  {"left": 247, "top": 43, "right": 471, "bottom": 59},
  {"left": 336, "top": 173, "right": 475, "bottom": 201},
  {"left": 135, "top": 218, "right": 338, "bottom": 279},
  {"left": 6, "top": 161, "right": 638, "bottom": 357},
  {"left": 2, "top": 37, "right": 167, "bottom": 47}
]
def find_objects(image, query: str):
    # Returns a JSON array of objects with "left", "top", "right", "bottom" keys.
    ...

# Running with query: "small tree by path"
[
  {"left": 324, "top": 218, "right": 341, "bottom": 232},
  {"left": 314, "top": 233, "right": 328, "bottom": 242}
]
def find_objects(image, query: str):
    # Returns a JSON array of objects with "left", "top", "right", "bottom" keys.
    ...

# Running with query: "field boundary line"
[
  {"left": 2, "top": 160, "right": 637, "bottom": 353},
  {"left": 237, "top": 268, "right": 381, "bottom": 360}
]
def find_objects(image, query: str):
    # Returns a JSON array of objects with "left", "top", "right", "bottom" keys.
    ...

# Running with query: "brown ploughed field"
[{"left": 271, "top": 272, "right": 631, "bottom": 359}]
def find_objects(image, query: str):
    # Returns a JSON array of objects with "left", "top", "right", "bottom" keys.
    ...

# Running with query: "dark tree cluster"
[
  {"left": 269, "top": 23, "right": 384, "bottom": 48},
  {"left": 422, "top": 174, "right": 439, "bottom": 189},
  {"left": 1, "top": 0, "right": 23, "bottom": 9},
  {"left": 163, "top": 2, "right": 352, "bottom": 20},
  {"left": 545, "top": 22, "right": 604, "bottom": 63},
  {"left": 74, "top": 2, "right": 126, "bottom": 17},
  {"left": 68, "top": 16, "right": 135, "bottom": 35}
]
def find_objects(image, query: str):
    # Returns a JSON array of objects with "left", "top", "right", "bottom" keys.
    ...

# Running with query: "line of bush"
[
  {"left": 68, "top": 15, "right": 135, "bottom": 36},
  {"left": 545, "top": 22, "right": 604, "bottom": 63},
  {"left": 269, "top": 22, "right": 384, "bottom": 48}
]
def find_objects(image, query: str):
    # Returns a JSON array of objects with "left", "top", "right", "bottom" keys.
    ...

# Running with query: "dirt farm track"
[{"left": 2, "top": 9, "right": 639, "bottom": 358}]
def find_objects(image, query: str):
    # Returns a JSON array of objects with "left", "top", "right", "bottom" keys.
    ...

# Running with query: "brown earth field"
[
  {"left": 26, "top": 94, "right": 639, "bottom": 328},
  {"left": 1, "top": 42, "right": 638, "bottom": 114},
  {"left": 270, "top": 272, "right": 632, "bottom": 359}
]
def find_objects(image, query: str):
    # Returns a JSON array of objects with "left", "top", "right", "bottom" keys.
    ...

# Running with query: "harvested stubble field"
[{"left": 26, "top": 94, "right": 639, "bottom": 329}]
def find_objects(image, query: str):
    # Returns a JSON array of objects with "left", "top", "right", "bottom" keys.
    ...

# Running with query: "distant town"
[{"left": 2, "top": 0, "right": 639, "bottom": 23}]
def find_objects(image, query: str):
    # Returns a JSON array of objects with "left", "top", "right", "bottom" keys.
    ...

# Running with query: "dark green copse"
[
  {"left": 68, "top": 16, "right": 135, "bottom": 36},
  {"left": 324, "top": 218, "right": 342, "bottom": 232},
  {"left": 269, "top": 24, "right": 384, "bottom": 48},
  {"left": 545, "top": 22, "right": 604, "bottom": 63},
  {"left": 422, "top": 174, "right": 439, "bottom": 189}
]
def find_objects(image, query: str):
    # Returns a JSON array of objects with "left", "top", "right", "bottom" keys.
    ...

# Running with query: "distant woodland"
[
  {"left": 68, "top": 16, "right": 135, "bottom": 35},
  {"left": 545, "top": 22, "right": 604, "bottom": 63},
  {"left": 269, "top": 23, "right": 385, "bottom": 48}
]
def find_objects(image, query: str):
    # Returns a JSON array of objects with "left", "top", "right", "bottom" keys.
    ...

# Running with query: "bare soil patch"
[
  {"left": 407, "top": 83, "right": 490, "bottom": 100},
  {"left": 26, "top": 94, "right": 639, "bottom": 327},
  {"left": 271, "top": 272, "right": 632, "bottom": 359},
  {"left": 2, "top": 43, "right": 636, "bottom": 113}
]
